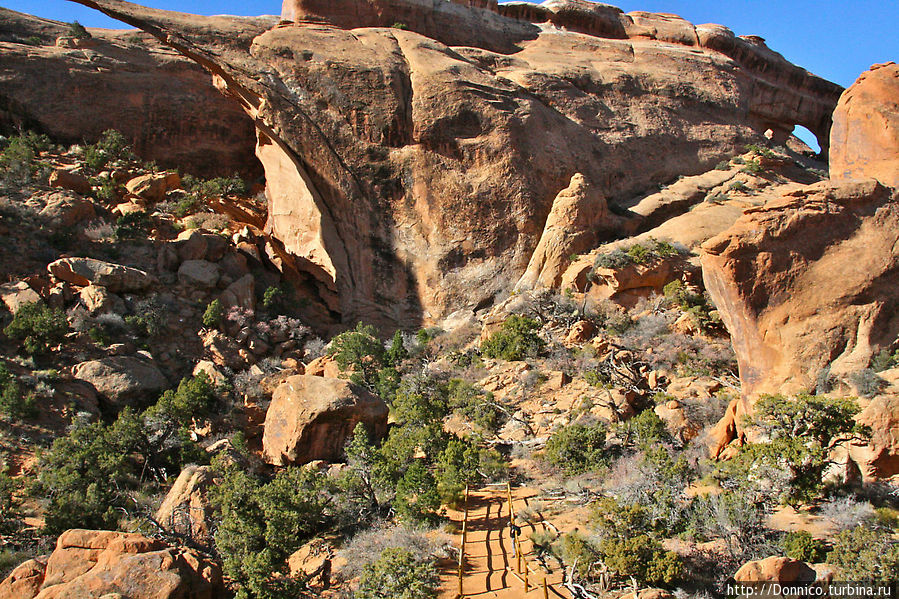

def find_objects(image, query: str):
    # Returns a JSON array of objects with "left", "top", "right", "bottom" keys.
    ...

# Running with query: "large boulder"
[
  {"left": 734, "top": 556, "right": 816, "bottom": 584},
  {"left": 155, "top": 465, "right": 215, "bottom": 544},
  {"left": 72, "top": 356, "right": 168, "bottom": 406},
  {"left": 700, "top": 179, "right": 899, "bottom": 396},
  {"left": 262, "top": 375, "right": 388, "bottom": 466},
  {"left": 67, "top": 0, "right": 842, "bottom": 328},
  {"left": 0, "top": 529, "right": 223, "bottom": 599},
  {"left": 831, "top": 62, "right": 899, "bottom": 189},
  {"left": 48, "top": 169, "right": 92, "bottom": 195},
  {"left": 48, "top": 258, "right": 152, "bottom": 293},
  {"left": 516, "top": 173, "right": 613, "bottom": 289}
]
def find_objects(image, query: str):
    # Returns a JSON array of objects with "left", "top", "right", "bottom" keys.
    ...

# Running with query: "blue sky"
[{"left": 4, "top": 0, "right": 897, "bottom": 148}]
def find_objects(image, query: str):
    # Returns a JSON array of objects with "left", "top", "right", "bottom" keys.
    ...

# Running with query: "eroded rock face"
[
  {"left": 831, "top": 62, "right": 899, "bottom": 189},
  {"left": 0, "top": 529, "right": 223, "bottom": 599},
  {"left": 701, "top": 179, "right": 899, "bottom": 396},
  {"left": 516, "top": 173, "right": 612, "bottom": 290},
  {"left": 262, "top": 375, "right": 388, "bottom": 466},
  {"left": 68, "top": 0, "right": 841, "bottom": 329},
  {"left": 0, "top": 8, "right": 260, "bottom": 177}
]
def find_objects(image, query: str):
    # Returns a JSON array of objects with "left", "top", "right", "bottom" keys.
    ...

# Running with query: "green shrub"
[
  {"left": 0, "top": 470, "right": 22, "bottom": 537},
  {"left": 555, "top": 531, "right": 602, "bottom": 580},
  {"left": 481, "top": 314, "right": 545, "bottom": 361},
  {"left": 125, "top": 297, "right": 167, "bottom": 337},
  {"left": 261, "top": 286, "right": 285, "bottom": 314},
  {"left": 740, "top": 159, "right": 764, "bottom": 174},
  {"left": 447, "top": 379, "right": 504, "bottom": 433},
  {"left": 390, "top": 22, "right": 410, "bottom": 30},
  {"left": 544, "top": 422, "right": 608, "bottom": 474},
  {"left": 202, "top": 299, "right": 224, "bottom": 329},
  {"left": 827, "top": 525, "right": 899, "bottom": 582},
  {"left": 328, "top": 322, "right": 386, "bottom": 389},
  {"left": 83, "top": 129, "right": 136, "bottom": 172},
  {"left": 0, "top": 364, "right": 36, "bottom": 419},
  {"left": 24, "top": 35, "right": 42, "bottom": 46},
  {"left": 0, "top": 131, "right": 50, "bottom": 183},
  {"left": 599, "top": 534, "right": 681, "bottom": 586},
  {"left": 615, "top": 409, "right": 670, "bottom": 449},
  {"left": 356, "top": 547, "right": 438, "bottom": 599},
  {"left": 4, "top": 302, "right": 68, "bottom": 355},
  {"left": 720, "top": 394, "right": 866, "bottom": 506},
  {"left": 782, "top": 530, "right": 826, "bottom": 563},
  {"left": 68, "top": 21, "right": 91, "bottom": 40},
  {"left": 729, "top": 181, "right": 749, "bottom": 192},
  {"left": 114, "top": 211, "right": 150, "bottom": 240},
  {"left": 714, "top": 159, "right": 730, "bottom": 171},
  {"left": 594, "top": 239, "right": 681, "bottom": 271},
  {"left": 182, "top": 174, "right": 247, "bottom": 198},
  {"left": 37, "top": 375, "right": 213, "bottom": 534},
  {"left": 745, "top": 144, "right": 776, "bottom": 158},
  {"left": 871, "top": 349, "right": 899, "bottom": 372}
]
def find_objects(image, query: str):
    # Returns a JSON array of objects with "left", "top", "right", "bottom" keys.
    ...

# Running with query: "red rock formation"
[
  {"left": 701, "top": 179, "right": 899, "bottom": 397},
  {"left": 0, "top": 529, "right": 223, "bottom": 599},
  {"left": 262, "top": 375, "right": 389, "bottom": 466},
  {"left": 831, "top": 62, "right": 899, "bottom": 188},
  {"left": 0, "top": 8, "right": 259, "bottom": 177},
  {"left": 68, "top": 0, "right": 842, "bottom": 329}
]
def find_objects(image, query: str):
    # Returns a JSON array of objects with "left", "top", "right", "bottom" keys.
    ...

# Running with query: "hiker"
[{"left": 510, "top": 521, "right": 522, "bottom": 557}]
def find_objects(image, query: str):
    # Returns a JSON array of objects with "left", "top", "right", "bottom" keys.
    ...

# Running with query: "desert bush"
[
  {"left": 740, "top": 159, "right": 763, "bottom": 175},
  {"left": 781, "top": 530, "right": 826, "bottom": 563},
  {"left": 714, "top": 160, "right": 730, "bottom": 171},
  {"left": 67, "top": 21, "right": 91, "bottom": 39},
  {"left": 0, "top": 364, "right": 36, "bottom": 419},
  {"left": 114, "top": 211, "right": 150, "bottom": 240},
  {"left": 0, "top": 131, "right": 51, "bottom": 184},
  {"left": 744, "top": 144, "right": 777, "bottom": 158},
  {"left": 594, "top": 239, "right": 681, "bottom": 271},
  {"left": 4, "top": 302, "right": 68, "bottom": 355},
  {"left": 827, "top": 525, "right": 899, "bottom": 582},
  {"left": 480, "top": 314, "right": 545, "bottom": 361},
  {"left": 849, "top": 368, "right": 886, "bottom": 397},
  {"left": 183, "top": 212, "right": 231, "bottom": 230},
  {"left": 871, "top": 349, "right": 899, "bottom": 372},
  {"left": 329, "top": 322, "right": 386, "bottom": 389},
  {"left": 614, "top": 409, "right": 670, "bottom": 449},
  {"left": 203, "top": 299, "right": 224, "bottom": 329},
  {"left": 817, "top": 496, "right": 876, "bottom": 531},
  {"left": 544, "top": 422, "right": 608, "bottom": 474},
  {"left": 689, "top": 490, "right": 777, "bottom": 565},
  {"left": 125, "top": 296, "right": 167, "bottom": 337},
  {"left": 83, "top": 129, "right": 136, "bottom": 172},
  {"left": 211, "top": 465, "right": 331, "bottom": 599},
  {"left": 728, "top": 181, "right": 749, "bottom": 192},
  {"left": 182, "top": 174, "right": 247, "bottom": 198},
  {"left": 356, "top": 547, "right": 439, "bottom": 599},
  {"left": 446, "top": 378, "right": 506, "bottom": 433},
  {"left": 339, "top": 523, "right": 444, "bottom": 582},
  {"left": 718, "top": 394, "right": 866, "bottom": 506}
]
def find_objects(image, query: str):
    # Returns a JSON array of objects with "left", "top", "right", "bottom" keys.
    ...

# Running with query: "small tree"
[
  {"left": 328, "top": 322, "right": 385, "bottom": 389},
  {"left": 4, "top": 302, "right": 68, "bottom": 355},
  {"left": 0, "top": 364, "right": 36, "bottom": 419},
  {"left": 68, "top": 21, "right": 92, "bottom": 40},
  {"left": 827, "top": 525, "right": 899, "bottom": 582},
  {"left": 202, "top": 299, "right": 224, "bottom": 329}
]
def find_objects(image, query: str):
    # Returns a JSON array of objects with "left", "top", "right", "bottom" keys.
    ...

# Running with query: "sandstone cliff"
[
  {"left": 0, "top": 8, "right": 260, "bottom": 177},
  {"left": 830, "top": 61, "right": 899, "bottom": 189},
  {"left": 701, "top": 179, "right": 899, "bottom": 397},
  {"left": 67, "top": 0, "right": 843, "bottom": 328}
]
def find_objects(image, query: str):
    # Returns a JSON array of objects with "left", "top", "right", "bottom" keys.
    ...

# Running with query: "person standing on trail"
[{"left": 509, "top": 521, "right": 522, "bottom": 557}]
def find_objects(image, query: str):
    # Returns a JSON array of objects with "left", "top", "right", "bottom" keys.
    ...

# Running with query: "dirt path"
[{"left": 439, "top": 486, "right": 570, "bottom": 599}]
